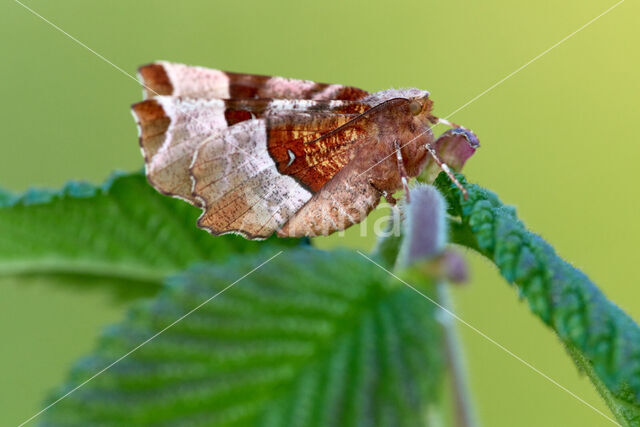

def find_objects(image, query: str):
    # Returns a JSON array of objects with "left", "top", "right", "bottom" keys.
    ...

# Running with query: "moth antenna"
[
  {"left": 394, "top": 140, "right": 411, "bottom": 203},
  {"left": 425, "top": 144, "right": 469, "bottom": 200}
]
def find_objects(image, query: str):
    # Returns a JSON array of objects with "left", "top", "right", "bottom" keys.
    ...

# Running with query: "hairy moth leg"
[
  {"left": 394, "top": 139, "right": 411, "bottom": 203},
  {"left": 425, "top": 143, "right": 469, "bottom": 200}
]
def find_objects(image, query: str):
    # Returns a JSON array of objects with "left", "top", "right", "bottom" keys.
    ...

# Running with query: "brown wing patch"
[
  {"left": 266, "top": 112, "right": 367, "bottom": 192},
  {"left": 132, "top": 99, "right": 171, "bottom": 161},
  {"left": 265, "top": 100, "right": 411, "bottom": 192},
  {"left": 138, "top": 64, "right": 172, "bottom": 97},
  {"left": 224, "top": 72, "right": 270, "bottom": 98}
]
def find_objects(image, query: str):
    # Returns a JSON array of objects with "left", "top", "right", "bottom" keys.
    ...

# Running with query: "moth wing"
[
  {"left": 223, "top": 98, "right": 371, "bottom": 125},
  {"left": 131, "top": 97, "right": 373, "bottom": 204},
  {"left": 191, "top": 118, "right": 315, "bottom": 239},
  {"left": 138, "top": 61, "right": 369, "bottom": 100},
  {"left": 266, "top": 111, "right": 371, "bottom": 193},
  {"left": 132, "top": 97, "right": 228, "bottom": 204},
  {"left": 278, "top": 165, "right": 382, "bottom": 238},
  {"left": 267, "top": 98, "right": 408, "bottom": 192},
  {"left": 273, "top": 98, "right": 413, "bottom": 237},
  {"left": 192, "top": 100, "right": 407, "bottom": 239}
]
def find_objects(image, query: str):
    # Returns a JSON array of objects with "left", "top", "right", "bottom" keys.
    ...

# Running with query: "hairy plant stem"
[{"left": 437, "top": 283, "right": 477, "bottom": 427}]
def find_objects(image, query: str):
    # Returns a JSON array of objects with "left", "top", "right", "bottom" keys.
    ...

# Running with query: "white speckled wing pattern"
[
  {"left": 191, "top": 119, "right": 313, "bottom": 239},
  {"left": 132, "top": 96, "right": 227, "bottom": 204}
]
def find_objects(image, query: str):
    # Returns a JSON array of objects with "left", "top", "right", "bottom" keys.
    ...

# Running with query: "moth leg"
[
  {"left": 394, "top": 140, "right": 411, "bottom": 203},
  {"left": 425, "top": 143, "right": 469, "bottom": 200},
  {"left": 372, "top": 183, "right": 397, "bottom": 206},
  {"left": 382, "top": 191, "right": 397, "bottom": 206}
]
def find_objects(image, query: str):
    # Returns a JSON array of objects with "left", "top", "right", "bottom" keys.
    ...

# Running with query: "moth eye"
[{"left": 409, "top": 101, "right": 422, "bottom": 116}]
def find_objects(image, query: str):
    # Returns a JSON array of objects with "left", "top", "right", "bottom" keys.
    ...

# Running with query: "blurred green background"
[{"left": 1, "top": 0, "right": 638, "bottom": 425}]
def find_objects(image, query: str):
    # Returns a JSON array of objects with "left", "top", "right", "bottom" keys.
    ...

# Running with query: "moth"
[{"left": 131, "top": 61, "right": 479, "bottom": 239}]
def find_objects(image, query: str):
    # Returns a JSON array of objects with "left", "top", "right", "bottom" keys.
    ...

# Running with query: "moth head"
[{"left": 409, "top": 96, "right": 433, "bottom": 116}]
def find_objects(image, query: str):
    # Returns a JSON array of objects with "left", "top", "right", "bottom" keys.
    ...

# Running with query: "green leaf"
[
  {"left": 435, "top": 172, "right": 640, "bottom": 426},
  {"left": 41, "top": 248, "right": 444, "bottom": 426},
  {"left": 0, "top": 187, "right": 14, "bottom": 205},
  {"left": 0, "top": 172, "right": 299, "bottom": 286}
]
